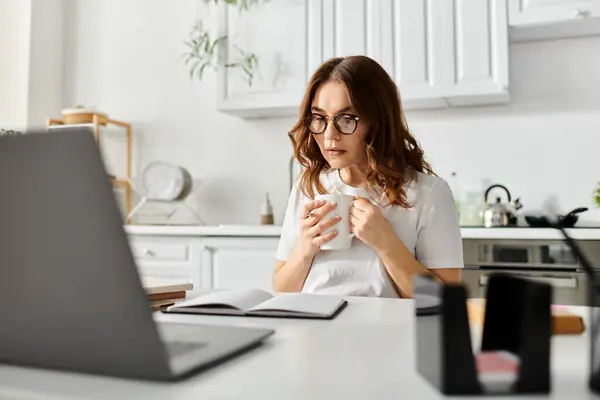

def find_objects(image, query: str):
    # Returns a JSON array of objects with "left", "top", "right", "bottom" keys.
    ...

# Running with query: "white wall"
[
  {"left": 0, "top": 0, "right": 64, "bottom": 131},
  {"left": 409, "top": 36, "right": 600, "bottom": 224},
  {"left": 62, "top": 0, "right": 600, "bottom": 225},
  {"left": 27, "top": 0, "right": 65, "bottom": 128},
  {"left": 0, "top": 0, "right": 31, "bottom": 129}
]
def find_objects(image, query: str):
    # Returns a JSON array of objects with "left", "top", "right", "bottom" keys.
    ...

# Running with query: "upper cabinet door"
[
  {"left": 320, "top": 0, "right": 446, "bottom": 109},
  {"left": 391, "top": 0, "right": 446, "bottom": 108},
  {"left": 508, "top": 0, "right": 600, "bottom": 26},
  {"left": 217, "top": 0, "right": 321, "bottom": 118},
  {"left": 441, "top": 0, "right": 510, "bottom": 106},
  {"left": 319, "top": 0, "right": 389, "bottom": 70}
]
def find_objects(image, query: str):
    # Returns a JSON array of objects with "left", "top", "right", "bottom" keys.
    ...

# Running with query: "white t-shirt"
[{"left": 275, "top": 169, "right": 464, "bottom": 298}]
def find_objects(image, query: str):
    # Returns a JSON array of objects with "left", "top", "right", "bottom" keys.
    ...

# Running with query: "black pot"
[{"left": 525, "top": 207, "right": 588, "bottom": 228}]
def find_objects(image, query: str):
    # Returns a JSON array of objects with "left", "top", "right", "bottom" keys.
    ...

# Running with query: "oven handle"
[{"left": 478, "top": 274, "right": 578, "bottom": 288}]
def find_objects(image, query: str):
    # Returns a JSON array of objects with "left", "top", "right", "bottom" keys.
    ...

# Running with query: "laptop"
[{"left": 0, "top": 129, "right": 274, "bottom": 381}]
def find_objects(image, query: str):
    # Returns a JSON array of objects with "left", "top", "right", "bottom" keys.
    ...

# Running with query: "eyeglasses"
[{"left": 304, "top": 113, "right": 360, "bottom": 135}]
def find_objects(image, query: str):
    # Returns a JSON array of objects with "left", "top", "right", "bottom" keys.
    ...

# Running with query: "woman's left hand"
[{"left": 350, "top": 196, "right": 397, "bottom": 253}]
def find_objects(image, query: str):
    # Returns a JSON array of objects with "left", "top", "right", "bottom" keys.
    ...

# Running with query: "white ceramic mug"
[{"left": 315, "top": 193, "right": 355, "bottom": 250}]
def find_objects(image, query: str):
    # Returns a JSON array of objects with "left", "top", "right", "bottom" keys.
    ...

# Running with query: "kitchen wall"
[
  {"left": 0, "top": 0, "right": 31, "bottom": 129},
  {"left": 61, "top": 0, "right": 600, "bottom": 225},
  {"left": 0, "top": 0, "right": 64, "bottom": 130}
]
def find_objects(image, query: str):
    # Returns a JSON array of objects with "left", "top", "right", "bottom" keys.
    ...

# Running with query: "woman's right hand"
[{"left": 295, "top": 199, "right": 342, "bottom": 259}]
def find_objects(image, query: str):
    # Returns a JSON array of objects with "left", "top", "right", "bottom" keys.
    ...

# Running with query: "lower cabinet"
[
  {"left": 128, "top": 234, "right": 280, "bottom": 292},
  {"left": 200, "top": 237, "right": 280, "bottom": 291},
  {"left": 128, "top": 235, "right": 204, "bottom": 288}
]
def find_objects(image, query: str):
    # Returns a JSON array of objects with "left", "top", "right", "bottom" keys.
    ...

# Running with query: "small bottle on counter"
[{"left": 260, "top": 192, "right": 274, "bottom": 225}]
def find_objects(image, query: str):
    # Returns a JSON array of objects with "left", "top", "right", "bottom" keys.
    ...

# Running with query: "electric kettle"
[{"left": 482, "top": 184, "right": 522, "bottom": 227}]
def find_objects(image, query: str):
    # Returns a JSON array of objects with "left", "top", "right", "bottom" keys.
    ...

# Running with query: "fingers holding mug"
[
  {"left": 312, "top": 229, "right": 339, "bottom": 247},
  {"left": 308, "top": 214, "right": 342, "bottom": 237},
  {"left": 301, "top": 200, "right": 337, "bottom": 228},
  {"left": 300, "top": 199, "right": 325, "bottom": 227},
  {"left": 301, "top": 199, "right": 324, "bottom": 219}
]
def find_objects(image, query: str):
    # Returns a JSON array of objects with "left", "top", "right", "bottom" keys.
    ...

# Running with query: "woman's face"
[{"left": 309, "top": 80, "right": 367, "bottom": 170}]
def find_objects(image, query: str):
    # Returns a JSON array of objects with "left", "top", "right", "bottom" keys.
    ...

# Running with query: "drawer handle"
[
  {"left": 142, "top": 248, "right": 155, "bottom": 257},
  {"left": 572, "top": 9, "right": 589, "bottom": 18}
]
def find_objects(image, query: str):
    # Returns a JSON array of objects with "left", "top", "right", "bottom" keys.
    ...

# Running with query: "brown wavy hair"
[{"left": 288, "top": 55, "right": 434, "bottom": 208}]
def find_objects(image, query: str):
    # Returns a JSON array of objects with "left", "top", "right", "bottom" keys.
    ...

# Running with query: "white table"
[{"left": 0, "top": 297, "right": 595, "bottom": 400}]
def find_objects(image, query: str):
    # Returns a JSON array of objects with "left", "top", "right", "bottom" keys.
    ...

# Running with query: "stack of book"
[{"left": 141, "top": 277, "right": 194, "bottom": 310}]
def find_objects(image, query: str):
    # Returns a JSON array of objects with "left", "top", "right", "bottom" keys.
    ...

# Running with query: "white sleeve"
[
  {"left": 276, "top": 184, "right": 301, "bottom": 262},
  {"left": 415, "top": 178, "right": 464, "bottom": 269}
]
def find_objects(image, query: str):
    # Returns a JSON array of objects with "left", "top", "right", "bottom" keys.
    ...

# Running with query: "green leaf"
[
  {"left": 210, "top": 36, "right": 226, "bottom": 53},
  {"left": 182, "top": 3, "right": 263, "bottom": 84},
  {"left": 197, "top": 63, "right": 208, "bottom": 80},
  {"left": 190, "top": 59, "right": 201, "bottom": 72},
  {"left": 201, "top": 63, "right": 208, "bottom": 75}
]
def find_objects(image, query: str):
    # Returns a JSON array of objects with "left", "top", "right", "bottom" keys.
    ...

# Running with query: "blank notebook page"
[
  {"left": 174, "top": 289, "right": 273, "bottom": 310},
  {"left": 247, "top": 293, "right": 344, "bottom": 315}
]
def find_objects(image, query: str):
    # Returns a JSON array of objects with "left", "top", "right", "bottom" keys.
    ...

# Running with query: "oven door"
[{"left": 461, "top": 268, "right": 588, "bottom": 306}]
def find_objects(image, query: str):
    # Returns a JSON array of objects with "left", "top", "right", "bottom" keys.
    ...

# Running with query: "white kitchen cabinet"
[
  {"left": 508, "top": 0, "right": 600, "bottom": 41},
  {"left": 441, "top": 0, "right": 509, "bottom": 106},
  {"left": 128, "top": 235, "right": 202, "bottom": 288},
  {"left": 200, "top": 237, "right": 279, "bottom": 291},
  {"left": 390, "top": 0, "right": 447, "bottom": 108},
  {"left": 216, "top": 0, "right": 510, "bottom": 118},
  {"left": 216, "top": 0, "right": 321, "bottom": 118},
  {"left": 321, "top": 0, "right": 446, "bottom": 109},
  {"left": 317, "top": 0, "right": 393, "bottom": 73},
  {"left": 323, "top": 0, "right": 509, "bottom": 107},
  {"left": 508, "top": 0, "right": 600, "bottom": 26}
]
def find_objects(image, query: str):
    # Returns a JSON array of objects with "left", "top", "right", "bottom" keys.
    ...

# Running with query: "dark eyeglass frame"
[{"left": 304, "top": 113, "right": 361, "bottom": 135}]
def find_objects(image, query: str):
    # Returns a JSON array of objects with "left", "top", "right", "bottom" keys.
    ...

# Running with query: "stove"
[{"left": 461, "top": 238, "right": 600, "bottom": 305}]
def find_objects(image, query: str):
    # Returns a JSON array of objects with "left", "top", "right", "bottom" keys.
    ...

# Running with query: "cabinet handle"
[
  {"left": 572, "top": 9, "right": 589, "bottom": 18},
  {"left": 142, "top": 248, "right": 155, "bottom": 257}
]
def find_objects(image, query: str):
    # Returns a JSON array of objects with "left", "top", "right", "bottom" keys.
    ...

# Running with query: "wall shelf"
[{"left": 46, "top": 116, "right": 133, "bottom": 222}]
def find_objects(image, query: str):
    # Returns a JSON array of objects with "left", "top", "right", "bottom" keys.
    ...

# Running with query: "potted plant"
[
  {"left": 594, "top": 183, "right": 600, "bottom": 208},
  {"left": 182, "top": 0, "right": 263, "bottom": 86}
]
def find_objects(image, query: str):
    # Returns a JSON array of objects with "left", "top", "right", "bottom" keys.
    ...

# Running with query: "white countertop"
[
  {"left": 460, "top": 227, "right": 600, "bottom": 240},
  {"left": 125, "top": 224, "right": 284, "bottom": 237},
  {"left": 125, "top": 224, "right": 600, "bottom": 240},
  {"left": 0, "top": 297, "right": 592, "bottom": 399}
]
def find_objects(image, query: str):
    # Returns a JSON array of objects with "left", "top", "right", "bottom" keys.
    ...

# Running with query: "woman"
[{"left": 272, "top": 55, "right": 463, "bottom": 298}]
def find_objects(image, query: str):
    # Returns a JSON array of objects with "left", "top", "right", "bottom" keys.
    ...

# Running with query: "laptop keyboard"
[{"left": 165, "top": 340, "right": 206, "bottom": 358}]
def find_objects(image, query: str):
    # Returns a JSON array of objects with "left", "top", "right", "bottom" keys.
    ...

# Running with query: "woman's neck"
[{"left": 339, "top": 165, "right": 367, "bottom": 187}]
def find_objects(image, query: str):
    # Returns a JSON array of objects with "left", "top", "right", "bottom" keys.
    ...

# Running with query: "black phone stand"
[
  {"left": 414, "top": 273, "right": 552, "bottom": 396},
  {"left": 588, "top": 273, "right": 600, "bottom": 394},
  {"left": 553, "top": 224, "right": 600, "bottom": 395}
]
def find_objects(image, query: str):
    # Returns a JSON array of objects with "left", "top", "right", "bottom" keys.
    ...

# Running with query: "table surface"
[{"left": 0, "top": 297, "right": 596, "bottom": 400}]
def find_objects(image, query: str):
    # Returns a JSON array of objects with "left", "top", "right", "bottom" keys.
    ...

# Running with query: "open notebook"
[{"left": 163, "top": 289, "right": 347, "bottom": 319}]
